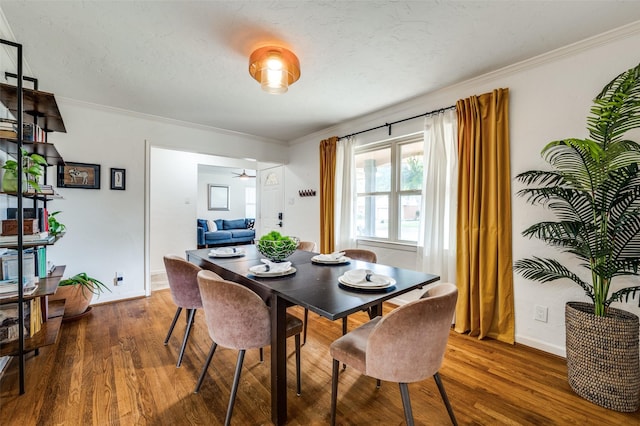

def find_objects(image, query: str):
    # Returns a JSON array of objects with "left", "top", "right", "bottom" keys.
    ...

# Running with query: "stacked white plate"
[
  {"left": 338, "top": 269, "right": 395, "bottom": 290},
  {"left": 209, "top": 247, "right": 245, "bottom": 257},
  {"left": 249, "top": 260, "right": 296, "bottom": 277},
  {"left": 311, "top": 253, "right": 351, "bottom": 264}
]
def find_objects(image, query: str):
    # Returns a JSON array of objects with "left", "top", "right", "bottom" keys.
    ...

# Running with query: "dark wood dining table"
[{"left": 186, "top": 245, "right": 440, "bottom": 425}]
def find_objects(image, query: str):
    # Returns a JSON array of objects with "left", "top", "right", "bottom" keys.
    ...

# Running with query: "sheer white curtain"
[
  {"left": 417, "top": 109, "right": 458, "bottom": 282},
  {"left": 334, "top": 136, "right": 356, "bottom": 251}
]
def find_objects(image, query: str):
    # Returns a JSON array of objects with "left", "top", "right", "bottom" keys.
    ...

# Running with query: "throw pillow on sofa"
[
  {"left": 197, "top": 218, "right": 208, "bottom": 231},
  {"left": 208, "top": 219, "right": 217, "bottom": 231}
]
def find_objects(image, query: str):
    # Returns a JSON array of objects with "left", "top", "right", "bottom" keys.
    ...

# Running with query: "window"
[
  {"left": 245, "top": 187, "right": 256, "bottom": 218},
  {"left": 355, "top": 135, "right": 424, "bottom": 243}
]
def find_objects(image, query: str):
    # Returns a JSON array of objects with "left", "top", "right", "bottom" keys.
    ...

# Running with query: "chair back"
[
  {"left": 365, "top": 282, "right": 457, "bottom": 383},
  {"left": 163, "top": 255, "right": 204, "bottom": 309},
  {"left": 196, "top": 270, "right": 271, "bottom": 350},
  {"left": 342, "top": 249, "right": 377, "bottom": 263},
  {"left": 297, "top": 241, "right": 317, "bottom": 252}
]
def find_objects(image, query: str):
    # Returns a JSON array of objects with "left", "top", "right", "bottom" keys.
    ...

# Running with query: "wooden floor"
[{"left": 1, "top": 289, "right": 638, "bottom": 425}]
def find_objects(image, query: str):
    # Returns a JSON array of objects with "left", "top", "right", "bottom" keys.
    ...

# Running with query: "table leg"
[
  {"left": 368, "top": 302, "right": 383, "bottom": 319},
  {"left": 271, "top": 294, "right": 288, "bottom": 425}
]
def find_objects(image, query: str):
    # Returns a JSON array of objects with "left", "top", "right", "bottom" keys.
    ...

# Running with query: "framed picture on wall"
[
  {"left": 110, "top": 168, "right": 126, "bottom": 190},
  {"left": 57, "top": 162, "right": 101, "bottom": 189},
  {"left": 208, "top": 184, "right": 229, "bottom": 210}
]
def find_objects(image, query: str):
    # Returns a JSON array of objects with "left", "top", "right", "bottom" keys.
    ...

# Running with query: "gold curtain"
[
  {"left": 319, "top": 137, "right": 338, "bottom": 253},
  {"left": 454, "top": 88, "right": 515, "bottom": 344}
]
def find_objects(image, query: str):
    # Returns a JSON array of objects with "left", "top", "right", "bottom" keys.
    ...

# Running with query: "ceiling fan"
[{"left": 232, "top": 169, "right": 256, "bottom": 179}]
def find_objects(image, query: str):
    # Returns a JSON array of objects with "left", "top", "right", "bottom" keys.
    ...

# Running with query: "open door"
[{"left": 259, "top": 165, "right": 285, "bottom": 237}]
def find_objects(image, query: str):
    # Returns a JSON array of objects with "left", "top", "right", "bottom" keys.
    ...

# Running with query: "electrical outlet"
[
  {"left": 534, "top": 305, "right": 548, "bottom": 323},
  {"left": 114, "top": 272, "right": 124, "bottom": 286}
]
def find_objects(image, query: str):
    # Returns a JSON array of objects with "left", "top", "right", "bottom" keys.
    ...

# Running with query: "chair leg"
[
  {"left": 399, "top": 382, "right": 414, "bottom": 426},
  {"left": 433, "top": 372, "right": 458, "bottom": 426},
  {"left": 164, "top": 307, "right": 182, "bottom": 345},
  {"left": 194, "top": 342, "right": 218, "bottom": 393},
  {"left": 225, "top": 350, "right": 246, "bottom": 426},
  {"left": 295, "top": 333, "right": 301, "bottom": 396},
  {"left": 259, "top": 347, "right": 264, "bottom": 363},
  {"left": 376, "top": 379, "right": 381, "bottom": 389},
  {"left": 342, "top": 317, "right": 347, "bottom": 370},
  {"left": 303, "top": 308, "right": 309, "bottom": 345},
  {"left": 330, "top": 359, "right": 340, "bottom": 426},
  {"left": 176, "top": 308, "right": 196, "bottom": 367}
]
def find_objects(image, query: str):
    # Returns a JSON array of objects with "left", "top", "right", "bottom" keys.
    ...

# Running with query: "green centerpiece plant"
[
  {"left": 256, "top": 231, "right": 299, "bottom": 262},
  {"left": 514, "top": 63, "right": 640, "bottom": 412}
]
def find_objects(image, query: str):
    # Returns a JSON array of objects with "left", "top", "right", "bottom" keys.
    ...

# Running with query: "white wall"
[
  {"left": 197, "top": 165, "right": 256, "bottom": 221},
  {"left": 46, "top": 101, "right": 287, "bottom": 304},
  {"left": 286, "top": 24, "right": 640, "bottom": 356}
]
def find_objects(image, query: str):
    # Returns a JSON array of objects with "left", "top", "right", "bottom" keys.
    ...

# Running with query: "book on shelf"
[
  {"left": 0, "top": 252, "right": 36, "bottom": 281},
  {"left": 0, "top": 279, "right": 38, "bottom": 300},
  {"left": 0, "top": 298, "right": 42, "bottom": 343},
  {"left": 0, "top": 128, "right": 17, "bottom": 139},
  {"left": 0, "top": 232, "right": 51, "bottom": 244}
]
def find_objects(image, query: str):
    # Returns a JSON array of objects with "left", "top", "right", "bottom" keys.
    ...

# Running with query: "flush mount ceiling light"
[{"left": 249, "top": 46, "right": 300, "bottom": 94}]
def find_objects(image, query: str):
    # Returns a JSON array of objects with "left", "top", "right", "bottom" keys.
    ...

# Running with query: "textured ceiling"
[{"left": 1, "top": 1, "right": 640, "bottom": 143}]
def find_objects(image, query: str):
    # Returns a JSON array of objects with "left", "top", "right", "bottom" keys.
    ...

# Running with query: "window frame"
[{"left": 355, "top": 132, "right": 424, "bottom": 245}]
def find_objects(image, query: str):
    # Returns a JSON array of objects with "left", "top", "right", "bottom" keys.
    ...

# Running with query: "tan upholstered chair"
[
  {"left": 303, "top": 248, "right": 378, "bottom": 344},
  {"left": 297, "top": 241, "right": 317, "bottom": 252},
  {"left": 342, "top": 248, "right": 377, "bottom": 263},
  {"left": 329, "top": 282, "right": 458, "bottom": 426},
  {"left": 163, "top": 255, "right": 204, "bottom": 367},
  {"left": 194, "top": 270, "right": 303, "bottom": 425}
]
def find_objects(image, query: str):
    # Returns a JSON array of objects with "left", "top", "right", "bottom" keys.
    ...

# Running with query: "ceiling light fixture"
[{"left": 249, "top": 46, "right": 300, "bottom": 94}]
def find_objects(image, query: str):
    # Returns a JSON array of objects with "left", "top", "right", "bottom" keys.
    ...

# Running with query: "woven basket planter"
[{"left": 565, "top": 302, "right": 640, "bottom": 412}]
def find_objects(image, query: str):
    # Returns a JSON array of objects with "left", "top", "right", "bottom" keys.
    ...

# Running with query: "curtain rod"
[{"left": 338, "top": 104, "right": 456, "bottom": 140}]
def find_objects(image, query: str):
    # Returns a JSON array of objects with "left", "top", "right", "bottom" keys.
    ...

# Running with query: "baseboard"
[{"left": 516, "top": 334, "right": 566, "bottom": 358}]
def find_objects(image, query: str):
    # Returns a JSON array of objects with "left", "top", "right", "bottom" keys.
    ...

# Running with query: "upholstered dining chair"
[
  {"left": 194, "top": 270, "right": 303, "bottom": 426},
  {"left": 163, "top": 254, "right": 205, "bottom": 367},
  {"left": 297, "top": 240, "right": 317, "bottom": 252},
  {"left": 329, "top": 282, "right": 459, "bottom": 426},
  {"left": 301, "top": 248, "right": 378, "bottom": 344}
]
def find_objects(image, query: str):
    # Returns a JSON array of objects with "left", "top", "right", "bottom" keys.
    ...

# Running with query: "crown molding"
[
  {"left": 57, "top": 96, "right": 288, "bottom": 146},
  {"left": 289, "top": 19, "right": 640, "bottom": 146}
]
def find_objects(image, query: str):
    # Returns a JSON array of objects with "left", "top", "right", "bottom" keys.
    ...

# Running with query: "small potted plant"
[
  {"left": 50, "top": 272, "right": 110, "bottom": 320},
  {"left": 1, "top": 148, "right": 48, "bottom": 193},
  {"left": 47, "top": 211, "right": 66, "bottom": 237}
]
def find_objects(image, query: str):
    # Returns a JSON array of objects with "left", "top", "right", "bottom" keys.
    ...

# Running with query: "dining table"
[{"left": 186, "top": 244, "right": 440, "bottom": 425}]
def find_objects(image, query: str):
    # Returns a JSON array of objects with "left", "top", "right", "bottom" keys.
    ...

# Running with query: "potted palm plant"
[
  {"left": 50, "top": 273, "right": 110, "bottom": 320},
  {"left": 514, "top": 63, "right": 640, "bottom": 412}
]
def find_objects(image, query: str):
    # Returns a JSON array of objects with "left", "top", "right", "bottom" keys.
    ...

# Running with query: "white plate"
[
  {"left": 249, "top": 265, "right": 297, "bottom": 277},
  {"left": 209, "top": 248, "right": 245, "bottom": 258},
  {"left": 311, "top": 255, "right": 351, "bottom": 264},
  {"left": 338, "top": 274, "right": 396, "bottom": 289}
]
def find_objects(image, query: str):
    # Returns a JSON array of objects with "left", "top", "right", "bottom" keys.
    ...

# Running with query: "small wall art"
[
  {"left": 208, "top": 184, "right": 230, "bottom": 211},
  {"left": 110, "top": 168, "right": 126, "bottom": 190},
  {"left": 57, "top": 162, "right": 101, "bottom": 189}
]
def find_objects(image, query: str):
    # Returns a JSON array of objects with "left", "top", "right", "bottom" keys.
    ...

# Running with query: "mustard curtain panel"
[
  {"left": 319, "top": 137, "right": 338, "bottom": 253},
  {"left": 455, "top": 88, "right": 515, "bottom": 344}
]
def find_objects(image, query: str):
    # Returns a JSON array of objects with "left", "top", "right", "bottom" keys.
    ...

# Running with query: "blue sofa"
[{"left": 197, "top": 218, "right": 255, "bottom": 248}]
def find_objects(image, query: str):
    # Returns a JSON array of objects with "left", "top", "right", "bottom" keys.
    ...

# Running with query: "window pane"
[
  {"left": 399, "top": 194, "right": 421, "bottom": 241},
  {"left": 400, "top": 141, "right": 424, "bottom": 191},
  {"left": 245, "top": 187, "right": 256, "bottom": 218},
  {"left": 356, "top": 195, "right": 388, "bottom": 238},
  {"left": 355, "top": 148, "right": 391, "bottom": 193}
]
